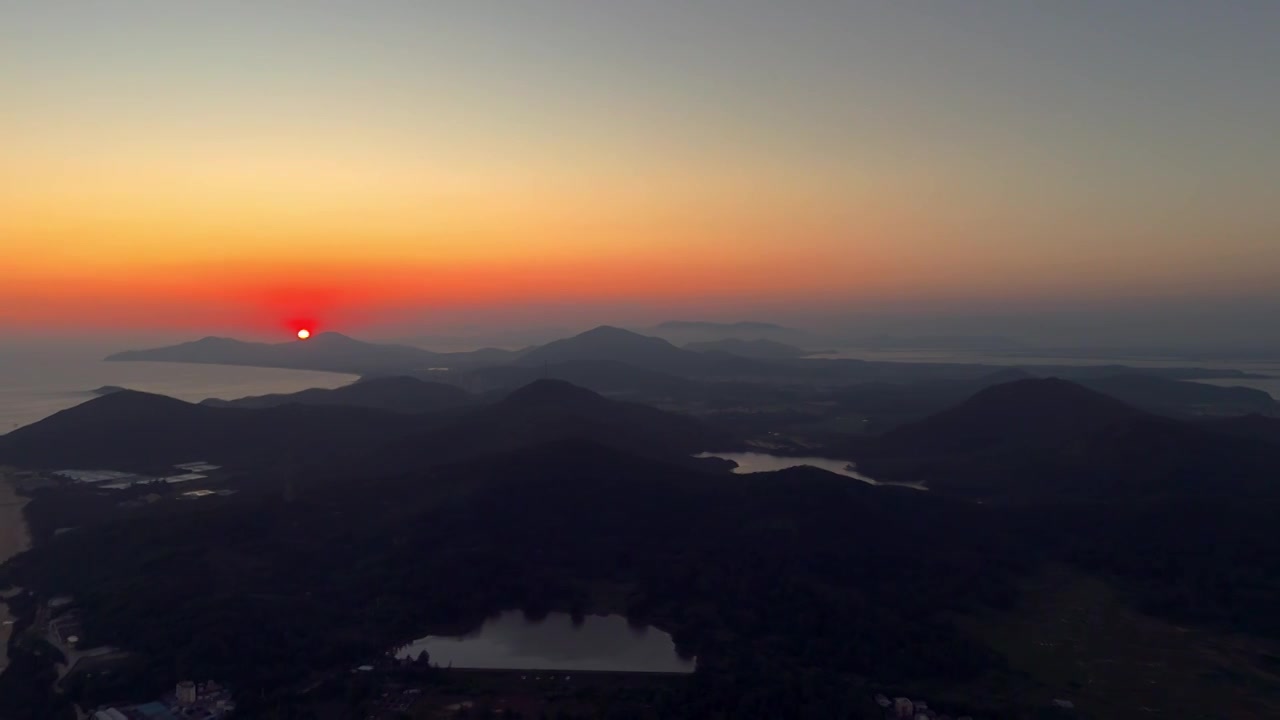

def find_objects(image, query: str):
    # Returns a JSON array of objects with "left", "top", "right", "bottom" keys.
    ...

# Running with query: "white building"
[{"left": 176, "top": 680, "right": 198, "bottom": 705}]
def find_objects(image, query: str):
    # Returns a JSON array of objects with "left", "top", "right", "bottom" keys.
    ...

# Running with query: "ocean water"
[{"left": 0, "top": 344, "right": 355, "bottom": 432}]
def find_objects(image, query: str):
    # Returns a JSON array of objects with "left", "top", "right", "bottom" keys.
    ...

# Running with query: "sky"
[{"left": 3, "top": 1, "right": 1278, "bottom": 345}]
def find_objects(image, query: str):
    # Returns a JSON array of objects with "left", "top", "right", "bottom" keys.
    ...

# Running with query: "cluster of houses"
[
  {"left": 874, "top": 693, "right": 1075, "bottom": 718},
  {"left": 874, "top": 694, "right": 972, "bottom": 720},
  {"left": 93, "top": 680, "right": 235, "bottom": 720}
]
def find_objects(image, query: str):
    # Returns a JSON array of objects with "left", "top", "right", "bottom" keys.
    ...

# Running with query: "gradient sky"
[{"left": 3, "top": 1, "right": 1278, "bottom": 338}]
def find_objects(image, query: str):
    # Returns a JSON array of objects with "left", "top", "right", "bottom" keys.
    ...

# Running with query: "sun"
[{"left": 296, "top": 328, "right": 311, "bottom": 340}]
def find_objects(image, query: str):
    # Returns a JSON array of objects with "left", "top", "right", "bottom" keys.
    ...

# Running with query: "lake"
[
  {"left": 697, "top": 451, "right": 927, "bottom": 490},
  {"left": 395, "top": 611, "right": 695, "bottom": 673}
]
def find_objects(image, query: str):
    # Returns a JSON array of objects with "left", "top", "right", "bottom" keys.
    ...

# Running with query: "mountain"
[
  {"left": 514, "top": 326, "right": 766, "bottom": 376},
  {"left": 879, "top": 377, "right": 1141, "bottom": 456},
  {"left": 1202, "top": 414, "right": 1280, "bottom": 445},
  {"left": 819, "top": 368, "right": 1039, "bottom": 433},
  {"left": 1076, "top": 374, "right": 1278, "bottom": 417},
  {"left": 0, "top": 390, "right": 416, "bottom": 472},
  {"left": 683, "top": 338, "right": 819, "bottom": 359},
  {"left": 865, "top": 378, "right": 1280, "bottom": 501},
  {"left": 383, "top": 379, "right": 734, "bottom": 466},
  {"left": 462, "top": 359, "right": 694, "bottom": 396},
  {"left": 0, "top": 378, "right": 731, "bottom": 475},
  {"left": 106, "top": 333, "right": 444, "bottom": 374},
  {"left": 2, "top": 437, "right": 1026, "bottom": 715},
  {"left": 517, "top": 326, "right": 686, "bottom": 365},
  {"left": 201, "top": 376, "right": 472, "bottom": 413},
  {"left": 9, "top": 382, "right": 1280, "bottom": 718}
]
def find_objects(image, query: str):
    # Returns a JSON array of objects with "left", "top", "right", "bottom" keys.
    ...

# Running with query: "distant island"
[
  {"left": 108, "top": 326, "right": 1271, "bottom": 384},
  {"left": 105, "top": 332, "right": 446, "bottom": 375}
]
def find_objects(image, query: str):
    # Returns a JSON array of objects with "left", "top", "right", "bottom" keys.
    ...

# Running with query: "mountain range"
[
  {"left": 0, "top": 377, "right": 732, "bottom": 474},
  {"left": 860, "top": 378, "right": 1280, "bottom": 501},
  {"left": 201, "top": 376, "right": 472, "bottom": 413},
  {"left": 5, "top": 365, "right": 1280, "bottom": 717},
  {"left": 109, "top": 326, "right": 1270, "bottom": 386}
]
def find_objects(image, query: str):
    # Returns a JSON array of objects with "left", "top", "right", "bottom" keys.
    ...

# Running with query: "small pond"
[
  {"left": 395, "top": 611, "right": 695, "bottom": 673},
  {"left": 696, "top": 451, "right": 926, "bottom": 490}
]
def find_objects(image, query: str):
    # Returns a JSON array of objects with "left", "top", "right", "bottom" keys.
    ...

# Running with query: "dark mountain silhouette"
[
  {"left": 1202, "top": 414, "right": 1280, "bottom": 445},
  {"left": 501, "top": 377, "right": 610, "bottom": 406},
  {"left": 1076, "top": 374, "right": 1278, "bottom": 417},
  {"left": 819, "top": 367, "right": 1040, "bottom": 433},
  {"left": 106, "top": 332, "right": 444, "bottom": 374},
  {"left": 8, "top": 381, "right": 1280, "bottom": 718},
  {"left": 201, "top": 376, "right": 471, "bottom": 413},
  {"left": 513, "top": 326, "right": 766, "bottom": 376},
  {"left": 880, "top": 378, "right": 1141, "bottom": 456},
  {"left": 462, "top": 359, "right": 693, "bottom": 396},
  {"left": 383, "top": 379, "right": 734, "bottom": 466},
  {"left": 839, "top": 370, "right": 1277, "bottom": 429},
  {"left": 0, "top": 390, "right": 417, "bottom": 472},
  {"left": 865, "top": 378, "right": 1280, "bottom": 501},
  {"left": 0, "top": 379, "right": 733, "bottom": 476},
  {"left": 516, "top": 326, "right": 685, "bottom": 364},
  {"left": 684, "top": 338, "right": 818, "bottom": 359}
]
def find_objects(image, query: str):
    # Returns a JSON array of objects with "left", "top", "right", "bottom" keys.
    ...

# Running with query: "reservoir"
[
  {"left": 395, "top": 611, "right": 695, "bottom": 673},
  {"left": 697, "top": 451, "right": 926, "bottom": 490}
]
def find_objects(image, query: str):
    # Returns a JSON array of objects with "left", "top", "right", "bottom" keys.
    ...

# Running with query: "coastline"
[{"left": 0, "top": 472, "right": 32, "bottom": 674}]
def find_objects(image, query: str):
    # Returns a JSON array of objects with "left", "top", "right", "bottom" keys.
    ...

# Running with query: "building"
[
  {"left": 96, "top": 680, "right": 234, "bottom": 719},
  {"left": 176, "top": 680, "right": 197, "bottom": 705}
]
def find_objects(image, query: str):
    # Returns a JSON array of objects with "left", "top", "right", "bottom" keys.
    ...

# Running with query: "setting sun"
[{"left": 296, "top": 329, "right": 311, "bottom": 340}]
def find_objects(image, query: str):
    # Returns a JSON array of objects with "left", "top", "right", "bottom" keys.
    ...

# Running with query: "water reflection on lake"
[
  {"left": 696, "top": 451, "right": 926, "bottom": 490},
  {"left": 395, "top": 611, "right": 695, "bottom": 673}
]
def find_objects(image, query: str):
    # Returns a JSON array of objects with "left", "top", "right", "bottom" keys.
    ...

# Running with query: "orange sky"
[{"left": 3, "top": 2, "right": 1278, "bottom": 335}]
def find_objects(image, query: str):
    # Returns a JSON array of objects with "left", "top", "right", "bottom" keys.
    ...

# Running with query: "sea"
[{"left": 0, "top": 343, "right": 356, "bottom": 432}]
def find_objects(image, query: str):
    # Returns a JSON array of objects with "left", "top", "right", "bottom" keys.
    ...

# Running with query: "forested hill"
[{"left": 859, "top": 378, "right": 1280, "bottom": 501}]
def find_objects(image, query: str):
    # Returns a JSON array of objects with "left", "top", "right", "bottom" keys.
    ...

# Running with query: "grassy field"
[{"left": 958, "top": 566, "right": 1280, "bottom": 719}]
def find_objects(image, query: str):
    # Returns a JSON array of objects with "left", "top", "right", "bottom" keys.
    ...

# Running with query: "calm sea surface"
[{"left": 0, "top": 344, "right": 355, "bottom": 431}]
